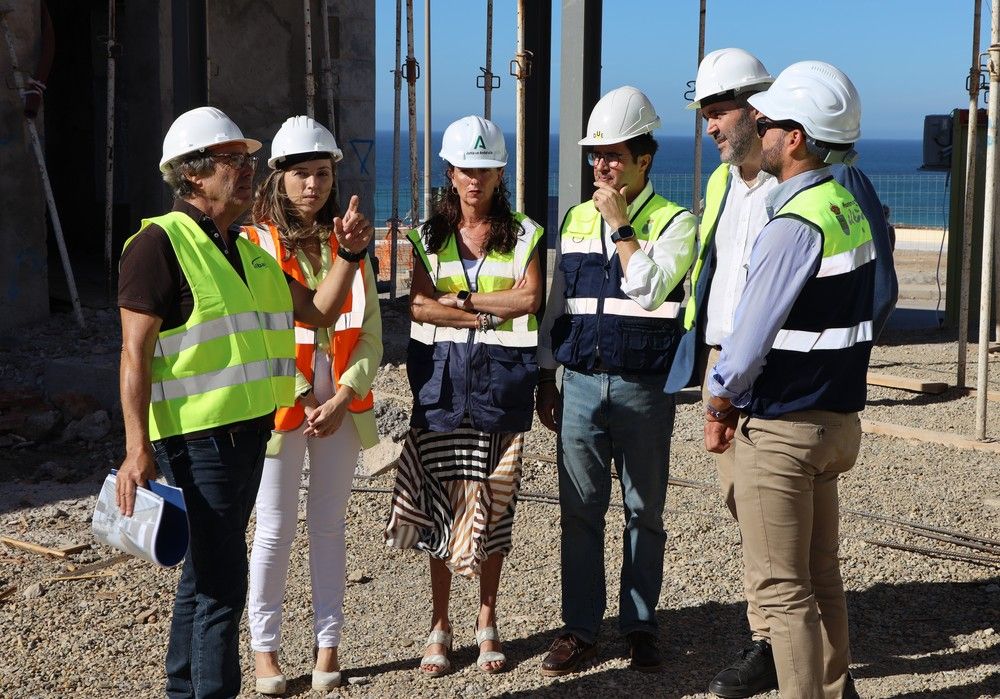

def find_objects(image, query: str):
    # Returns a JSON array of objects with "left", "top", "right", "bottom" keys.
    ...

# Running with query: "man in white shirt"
[
  {"left": 536, "top": 86, "right": 695, "bottom": 676},
  {"left": 665, "top": 48, "right": 781, "bottom": 699}
]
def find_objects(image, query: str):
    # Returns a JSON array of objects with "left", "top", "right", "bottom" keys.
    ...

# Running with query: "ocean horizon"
[{"left": 369, "top": 132, "right": 948, "bottom": 230}]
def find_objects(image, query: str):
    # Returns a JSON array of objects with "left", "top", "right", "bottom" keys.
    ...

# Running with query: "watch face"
[
  {"left": 457, "top": 290, "right": 470, "bottom": 300},
  {"left": 612, "top": 226, "right": 635, "bottom": 243}
]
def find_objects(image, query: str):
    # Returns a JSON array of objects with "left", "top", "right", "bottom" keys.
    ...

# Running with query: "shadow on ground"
[{"left": 344, "top": 577, "right": 999, "bottom": 698}]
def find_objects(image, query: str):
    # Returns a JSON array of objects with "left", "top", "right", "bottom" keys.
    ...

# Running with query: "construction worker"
[
  {"left": 536, "top": 86, "right": 696, "bottom": 675},
  {"left": 116, "top": 106, "right": 373, "bottom": 698},
  {"left": 703, "top": 62, "right": 871, "bottom": 699},
  {"left": 667, "top": 48, "right": 781, "bottom": 698}
]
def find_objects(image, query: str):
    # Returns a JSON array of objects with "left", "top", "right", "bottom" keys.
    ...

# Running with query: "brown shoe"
[{"left": 540, "top": 633, "right": 597, "bottom": 677}]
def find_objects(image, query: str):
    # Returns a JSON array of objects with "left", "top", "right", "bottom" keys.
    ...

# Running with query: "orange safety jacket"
[{"left": 241, "top": 222, "right": 374, "bottom": 431}]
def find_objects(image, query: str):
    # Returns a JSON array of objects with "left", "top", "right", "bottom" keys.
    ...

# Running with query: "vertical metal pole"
[
  {"left": 959, "top": 0, "right": 983, "bottom": 388},
  {"left": 423, "top": 0, "right": 432, "bottom": 221},
  {"left": 304, "top": 0, "right": 315, "bottom": 118},
  {"left": 105, "top": 0, "right": 117, "bottom": 304},
  {"left": 514, "top": 0, "right": 526, "bottom": 212},
  {"left": 691, "top": 0, "right": 706, "bottom": 215},
  {"left": 484, "top": 0, "right": 494, "bottom": 119},
  {"left": 0, "top": 11, "right": 84, "bottom": 328},
  {"left": 975, "top": 3, "right": 1000, "bottom": 440},
  {"left": 390, "top": 0, "right": 403, "bottom": 300},
  {"left": 319, "top": 0, "right": 336, "bottom": 126},
  {"left": 406, "top": 0, "right": 419, "bottom": 224}
]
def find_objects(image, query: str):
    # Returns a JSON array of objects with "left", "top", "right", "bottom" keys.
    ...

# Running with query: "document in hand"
[{"left": 91, "top": 472, "right": 189, "bottom": 567}]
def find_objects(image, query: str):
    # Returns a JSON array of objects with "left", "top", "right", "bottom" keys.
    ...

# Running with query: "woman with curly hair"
[
  {"left": 385, "top": 115, "right": 544, "bottom": 677},
  {"left": 242, "top": 116, "right": 381, "bottom": 695}
]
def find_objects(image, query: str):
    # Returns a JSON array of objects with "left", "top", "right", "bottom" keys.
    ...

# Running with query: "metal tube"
[
  {"left": 319, "top": 0, "right": 336, "bottom": 126},
  {"left": 304, "top": 0, "right": 315, "bottom": 118},
  {"left": 691, "top": 0, "right": 706, "bottom": 215},
  {"left": 406, "top": 0, "right": 419, "bottom": 224},
  {"left": 0, "top": 11, "right": 84, "bottom": 327},
  {"left": 959, "top": 0, "right": 983, "bottom": 388},
  {"left": 515, "top": 0, "right": 525, "bottom": 212},
  {"left": 975, "top": 4, "right": 1000, "bottom": 439},
  {"left": 484, "top": 0, "right": 493, "bottom": 119},
  {"left": 423, "top": 0, "right": 432, "bottom": 221},
  {"left": 104, "top": 0, "right": 116, "bottom": 304},
  {"left": 391, "top": 0, "right": 403, "bottom": 299}
]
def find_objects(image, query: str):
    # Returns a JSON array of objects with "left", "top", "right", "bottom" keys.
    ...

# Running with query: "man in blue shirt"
[{"left": 704, "top": 62, "right": 869, "bottom": 699}]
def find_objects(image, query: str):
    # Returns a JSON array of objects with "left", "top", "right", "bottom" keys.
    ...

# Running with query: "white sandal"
[
  {"left": 420, "top": 629, "right": 453, "bottom": 677},
  {"left": 475, "top": 625, "right": 507, "bottom": 674}
]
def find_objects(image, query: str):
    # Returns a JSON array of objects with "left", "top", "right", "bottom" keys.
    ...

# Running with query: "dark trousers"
[{"left": 154, "top": 430, "right": 269, "bottom": 699}]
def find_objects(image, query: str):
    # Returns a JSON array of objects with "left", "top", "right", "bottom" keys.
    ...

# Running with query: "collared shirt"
[
  {"left": 703, "top": 166, "right": 776, "bottom": 347},
  {"left": 707, "top": 167, "right": 829, "bottom": 406},
  {"left": 537, "top": 180, "right": 697, "bottom": 370}
]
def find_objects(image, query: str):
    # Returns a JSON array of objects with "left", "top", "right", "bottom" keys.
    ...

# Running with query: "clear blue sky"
[{"left": 374, "top": 0, "right": 989, "bottom": 140}]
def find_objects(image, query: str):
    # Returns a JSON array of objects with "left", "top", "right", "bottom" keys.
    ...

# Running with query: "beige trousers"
[
  {"left": 704, "top": 347, "right": 769, "bottom": 640},
  {"left": 732, "top": 409, "right": 860, "bottom": 699}
]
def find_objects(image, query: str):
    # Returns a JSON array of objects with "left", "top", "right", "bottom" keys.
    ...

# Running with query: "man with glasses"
[
  {"left": 703, "top": 62, "right": 869, "bottom": 699},
  {"left": 536, "top": 86, "right": 695, "bottom": 676},
  {"left": 116, "top": 106, "right": 373, "bottom": 698}
]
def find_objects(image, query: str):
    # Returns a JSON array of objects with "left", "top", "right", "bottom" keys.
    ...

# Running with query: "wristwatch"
[
  {"left": 611, "top": 225, "right": 636, "bottom": 243},
  {"left": 456, "top": 290, "right": 471, "bottom": 302},
  {"left": 705, "top": 402, "right": 733, "bottom": 421},
  {"left": 337, "top": 246, "right": 367, "bottom": 263}
]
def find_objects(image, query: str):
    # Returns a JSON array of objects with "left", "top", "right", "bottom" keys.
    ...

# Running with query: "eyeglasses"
[
  {"left": 755, "top": 117, "right": 801, "bottom": 138},
  {"left": 211, "top": 153, "right": 258, "bottom": 169},
  {"left": 587, "top": 151, "right": 626, "bottom": 167}
]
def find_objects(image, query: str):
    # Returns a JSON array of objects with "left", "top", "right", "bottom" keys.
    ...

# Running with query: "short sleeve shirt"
[{"left": 118, "top": 199, "right": 249, "bottom": 331}]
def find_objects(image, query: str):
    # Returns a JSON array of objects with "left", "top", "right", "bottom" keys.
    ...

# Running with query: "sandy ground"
[{"left": 1, "top": 247, "right": 998, "bottom": 698}]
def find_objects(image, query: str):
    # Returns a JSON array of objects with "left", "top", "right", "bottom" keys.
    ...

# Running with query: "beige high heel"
[
  {"left": 475, "top": 624, "right": 507, "bottom": 673},
  {"left": 419, "top": 629, "right": 453, "bottom": 677}
]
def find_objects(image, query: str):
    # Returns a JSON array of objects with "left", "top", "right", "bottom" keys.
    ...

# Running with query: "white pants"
[{"left": 248, "top": 354, "right": 360, "bottom": 651}]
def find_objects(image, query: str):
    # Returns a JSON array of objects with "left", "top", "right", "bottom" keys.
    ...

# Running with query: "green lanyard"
[{"left": 293, "top": 242, "right": 333, "bottom": 351}]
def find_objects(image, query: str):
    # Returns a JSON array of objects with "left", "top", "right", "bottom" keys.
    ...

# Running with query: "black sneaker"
[{"left": 708, "top": 639, "right": 779, "bottom": 698}]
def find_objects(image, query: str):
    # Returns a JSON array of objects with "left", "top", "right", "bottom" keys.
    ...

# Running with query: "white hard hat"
[
  {"left": 268, "top": 115, "right": 343, "bottom": 169},
  {"left": 748, "top": 61, "right": 861, "bottom": 146},
  {"left": 578, "top": 86, "right": 661, "bottom": 146},
  {"left": 687, "top": 48, "right": 774, "bottom": 110},
  {"left": 439, "top": 115, "right": 507, "bottom": 167},
  {"left": 159, "top": 106, "right": 262, "bottom": 172}
]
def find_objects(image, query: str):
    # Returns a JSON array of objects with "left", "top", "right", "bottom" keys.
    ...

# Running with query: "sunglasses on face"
[{"left": 755, "top": 117, "right": 802, "bottom": 138}]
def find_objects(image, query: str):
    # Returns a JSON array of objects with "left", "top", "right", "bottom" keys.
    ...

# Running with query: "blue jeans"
[
  {"left": 557, "top": 368, "right": 675, "bottom": 643},
  {"left": 154, "top": 430, "right": 269, "bottom": 699}
]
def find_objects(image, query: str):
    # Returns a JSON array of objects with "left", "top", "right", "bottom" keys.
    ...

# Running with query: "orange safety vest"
[{"left": 241, "top": 222, "right": 374, "bottom": 431}]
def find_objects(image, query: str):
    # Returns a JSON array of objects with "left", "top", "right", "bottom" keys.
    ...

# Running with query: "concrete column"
[
  {"left": 557, "top": 0, "right": 601, "bottom": 227},
  {"left": 0, "top": 1, "right": 48, "bottom": 328},
  {"left": 326, "top": 0, "right": 376, "bottom": 223}
]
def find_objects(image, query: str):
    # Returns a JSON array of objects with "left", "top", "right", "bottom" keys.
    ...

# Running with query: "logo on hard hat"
[
  {"left": 251, "top": 257, "right": 268, "bottom": 270},
  {"left": 473, "top": 135, "right": 486, "bottom": 150},
  {"left": 592, "top": 131, "right": 603, "bottom": 139}
]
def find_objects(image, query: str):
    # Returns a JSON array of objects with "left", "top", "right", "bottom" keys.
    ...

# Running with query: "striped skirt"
[{"left": 385, "top": 420, "right": 524, "bottom": 578}]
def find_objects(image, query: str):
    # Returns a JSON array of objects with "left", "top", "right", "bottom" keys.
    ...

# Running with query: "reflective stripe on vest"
[
  {"left": 126, "top": 212, "right": 295, "bottom": 440},
  {"left": 682, "top": 163, "right": 730, "bottom": 330},
  {"left": 749, "top": 177, "right": 875, "bottom": 416},
  {"left": 241, "top": 222, "right": 374, "bottom": 431}
]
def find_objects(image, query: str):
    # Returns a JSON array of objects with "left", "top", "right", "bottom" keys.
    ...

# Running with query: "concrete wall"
[
  {"left": 326, "top": 0, "right": 376, "bottom": 223},
  {"left": 202, "top": 0, "right": 375, "bottom": 222},
  {"left": 0, "top": 2, "right": 49, "bottom": 328}
]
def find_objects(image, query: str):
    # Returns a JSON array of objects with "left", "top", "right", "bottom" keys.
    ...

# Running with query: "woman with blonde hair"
[
  {"left": 242, "top": 116, "right": 381, "bottom": 695},
  {"left": 385, "top": 115, "right": 543, "bottom": 677}
]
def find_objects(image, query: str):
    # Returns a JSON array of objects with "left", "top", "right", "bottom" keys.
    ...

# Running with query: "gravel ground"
[{"left": 1, "top": 251, "right": 999, "bottom": 698}]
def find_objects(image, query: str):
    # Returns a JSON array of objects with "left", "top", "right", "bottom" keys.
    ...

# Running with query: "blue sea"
[{"left": 370, "top": 131, "right": 949, "bottom": 232}]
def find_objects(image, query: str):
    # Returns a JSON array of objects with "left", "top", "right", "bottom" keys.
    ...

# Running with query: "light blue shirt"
[{"left": 707, "top": 167, "right": 831, "bottom": 407}]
